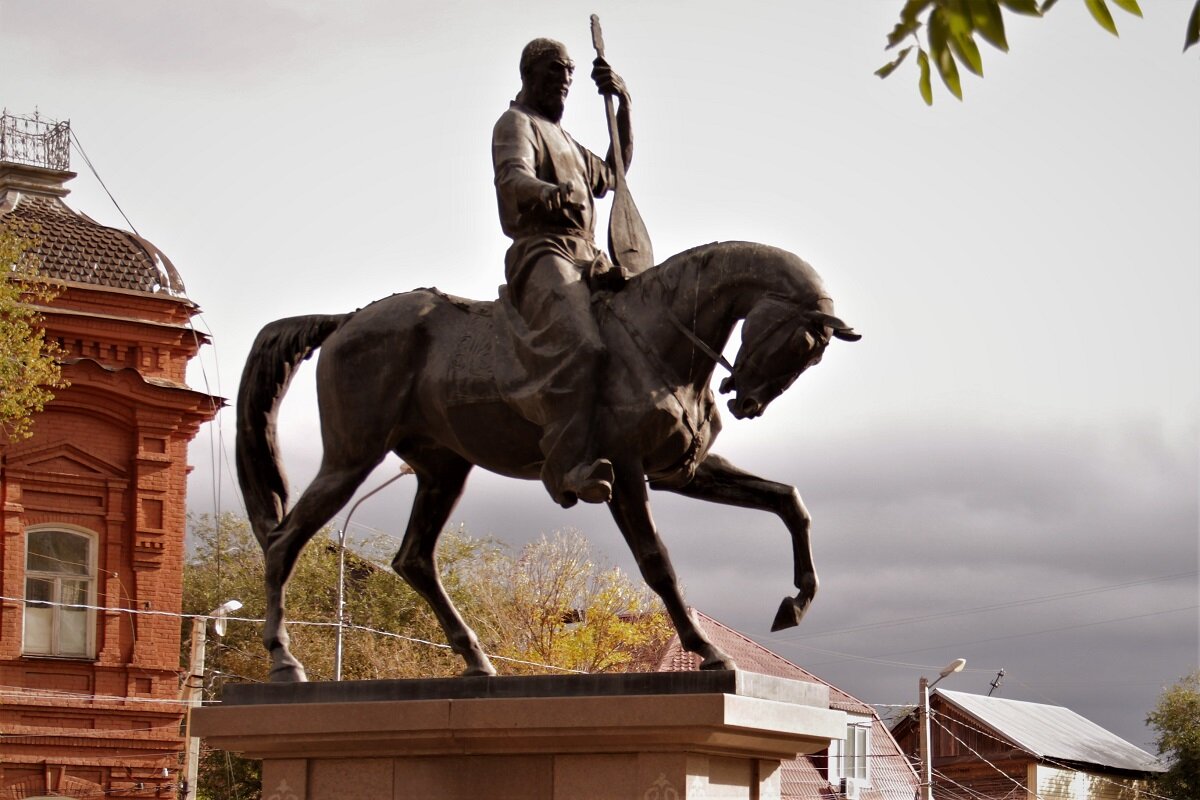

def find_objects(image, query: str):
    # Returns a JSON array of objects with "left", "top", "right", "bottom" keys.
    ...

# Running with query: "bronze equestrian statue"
[{"left": 236, "top": 35, "right": 860, "bottom": 682}]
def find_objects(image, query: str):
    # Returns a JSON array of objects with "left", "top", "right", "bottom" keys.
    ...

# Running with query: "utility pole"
[
  {"left": 988, "top": 668, "right": 1005, "bottom": 697},
  {"left": 917, "top": 658, "right": 965, "bottom": 800},
  {"left": 180, "top": 600, "right": 241, "bottom": 800}
]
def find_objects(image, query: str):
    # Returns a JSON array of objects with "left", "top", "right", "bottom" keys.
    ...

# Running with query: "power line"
[
  {"left": 68, "top": 129, "right": 139, "bottom": 237},
  {"left": 930, "top": 713, "right": 1051, "bottom": 800},
  {"left": 801, "top": 604, "right": 1198, "bottom": 668},
  {"left": 930, "top": 709, "right": 1172, "bottom": 800},
  {"left": 0, "top": 594, "right": 589, "bottom": 676},
  {"left": 766, "top": 571, "right": 1197, "bottom": 643}
]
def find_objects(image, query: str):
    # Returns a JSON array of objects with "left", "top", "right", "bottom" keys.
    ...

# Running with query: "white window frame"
[
  {"left": 827, "top": 715, "right": 872, "bottom": 786},
  {"left": 23, "top": 524, "right": 98, "bottom": 659}
]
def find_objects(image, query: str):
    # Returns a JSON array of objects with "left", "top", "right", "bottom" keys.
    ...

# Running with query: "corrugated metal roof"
[
  {"left": 936, "top": 689, "right": 1164, "bottom": 773},
  {"left": 656, "top": 610, "right": 921, "bottom": 800}
]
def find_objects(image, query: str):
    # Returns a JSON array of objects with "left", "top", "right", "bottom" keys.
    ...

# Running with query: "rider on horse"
[{"left": 492, "top": 38, "right": 634, "bottom": 509}]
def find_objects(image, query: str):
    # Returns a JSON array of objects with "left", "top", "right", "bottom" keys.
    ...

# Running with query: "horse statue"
[{"left": 236, "top": 241, "right": 860, "bottom": 681}]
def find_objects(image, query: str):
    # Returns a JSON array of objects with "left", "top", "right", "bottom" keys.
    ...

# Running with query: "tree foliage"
[
  {"left": 182, "top": 515, "right": 673, "bottom": 798},
  {"left": 1146, "top": 670, "right": 1200, "bottom": 799},
  {"left": 0, "top": 225, "right": 66, "bottom": 441},
  {"left": 462, "top": 530, "right": 674, "bottom": 675},
  {"left": 878, "top": 0, "right": 1200, "bottom": 105}
]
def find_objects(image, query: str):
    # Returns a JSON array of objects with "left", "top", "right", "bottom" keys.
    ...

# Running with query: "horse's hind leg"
[
  {"left": 608, "top": 461, "right": 735, "bottom": 670},
  {"left": 655, "top": 453, "right": 818, "bottom": 632},
  {"left": 263, "top": 459, "right": 378, "bottom": 682},
  {"left": 391, "top": 451, "right": 494, "bottom": 676}
]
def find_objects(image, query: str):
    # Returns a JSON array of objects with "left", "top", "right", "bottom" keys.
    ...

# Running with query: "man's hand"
[
  {"left": 539, "top": 180, "right": 580, "bottom": 211},
  {"left": 591, "top": 57, "right": 629, "bottom": 102}
]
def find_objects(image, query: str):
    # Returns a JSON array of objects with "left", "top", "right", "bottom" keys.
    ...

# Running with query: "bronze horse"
[{"left": 236, "top": 241, "right": 859, "bottom": 681}]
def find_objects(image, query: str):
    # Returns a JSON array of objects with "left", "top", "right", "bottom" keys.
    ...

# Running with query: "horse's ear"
[{"left": 813, "top": 312, "right": 862, "bottom": 342}]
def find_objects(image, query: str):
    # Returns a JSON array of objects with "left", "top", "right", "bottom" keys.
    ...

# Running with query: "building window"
[
  {"left": 827, "top": 717, "right": 872, "bottom": 785},
  {"left": 24, "top": 527, "right": 97, "bottom": 658}
]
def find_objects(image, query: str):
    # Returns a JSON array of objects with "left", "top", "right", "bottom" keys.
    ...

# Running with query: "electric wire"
[
  {"left": 800, "top": 604, "right": 1198, "bottom": 669},
  {"left": 929, "top": 708, "right": 1172, "bottom": 800},
  {"left": 68, "top": 129, "right": 139, "bottom": 237},
  {"left": 931, "top": 767, "right": 999, "bottom": 800},
  {"left": 929, "top": 712, "right": 1051, "bottom": 800},
  {"left": 766, "top": 570, "right": 1198, "bottom": 643},
  {"left": 1, "top": 594, "right": 587, "bottom": 676}
]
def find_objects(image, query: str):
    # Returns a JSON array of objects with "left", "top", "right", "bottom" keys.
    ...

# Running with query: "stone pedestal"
[{"left": 194, "top": 670, "right": 845, "bottom": 800}]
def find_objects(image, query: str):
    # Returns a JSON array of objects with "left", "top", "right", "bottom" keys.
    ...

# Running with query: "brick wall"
[{"left": 0, "top": 280, "right": 219, "bottom": 799}]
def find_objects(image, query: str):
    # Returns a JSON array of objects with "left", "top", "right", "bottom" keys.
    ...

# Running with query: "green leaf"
[
  {"left": 1109, "top": 0, "right": 1142, "bottom": 17},
  {"left": 886, "top": 19, "right": 922, "bottom": 48},
  {"left": 966, "top": 0, "right": 1009, "bottom": 51},
  {"left": 1085, "top": 0, "right": 1119, "bottom": 36},
  {"left": 917, "top": 48, "right": 933, "bottom": 105},
  {"left": 934, "top": 47, "right": 964, "bottom": 99},
  {"left": 875, "top": 46, "right": 914, "bottom": 78},
  {"left": 1040, "top": 0, "right": 1060, "bottom": 10},
  {"left": 949, "top": 29, "right": 985, "bottom": 75},
  {"left": 901, "top": 0, "right": 936, "bottom": 23},
  {"left": 942, "top": 0, "right": 975, "bottom": 33},
  {"left": 1187, "top": 0, "right": 1200, "bottom": 51},
  {"left": 999, "top": 0, "right": 1042, "bottom": 15},
  {"left": 927, "top": 8, "right": 963, "bottom": 98}
]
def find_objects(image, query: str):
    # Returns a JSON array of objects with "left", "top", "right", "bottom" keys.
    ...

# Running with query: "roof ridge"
[{"left": 690, "top": 608, "right": 876, "bottom": 715}]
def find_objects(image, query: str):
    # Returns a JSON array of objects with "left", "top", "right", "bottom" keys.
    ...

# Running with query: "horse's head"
[{"left": 720, "top": 295, "right": 860, "bottom": 420}]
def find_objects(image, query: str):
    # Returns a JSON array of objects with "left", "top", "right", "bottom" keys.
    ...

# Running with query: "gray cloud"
[{"left": 189, "top": 413, "right": 1197, "bottom": 746}]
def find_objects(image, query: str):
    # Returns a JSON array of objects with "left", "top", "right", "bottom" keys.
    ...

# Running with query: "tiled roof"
[
  {"left": 1, "top": 187, "right": 187, "bottom": 296},
  {"left": 656, "top": 610, "right": 920, "bottom": 800}
]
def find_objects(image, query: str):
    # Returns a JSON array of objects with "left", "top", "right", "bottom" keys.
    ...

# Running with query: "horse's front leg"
[
  {"left": 655, "top": 453, "right": 817, "bottom": 632},
  {"left": 608, "top": 461, "right": 735, "bottom": 670}
]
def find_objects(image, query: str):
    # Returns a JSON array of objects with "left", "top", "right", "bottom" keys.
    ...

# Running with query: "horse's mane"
[{"left": 620, "top": 240, "right": 824, "bottom": 315}]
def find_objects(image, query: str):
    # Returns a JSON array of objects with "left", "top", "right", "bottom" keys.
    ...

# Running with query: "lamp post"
[
  {"left": 333, "top": 465, "right": 412, "bottom": 681},
  {"left": 918, "top": 658, "right": 965, "bottom": 800},
  {"left": 180, "top": 599, "right": 242, "bottom": 800}
]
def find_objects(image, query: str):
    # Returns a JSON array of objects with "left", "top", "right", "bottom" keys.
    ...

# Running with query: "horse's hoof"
[
  {"left": 700, "top": 653, "right": 737, "bottom": 671},
  {"left": 269, "top": 663, "right": 308, "bottom": 683},
  {"left": 461, "top": 664, "right": 498, "bottom": 678},
  {"left": 770, "top": 595, "right": 812, "bottom": 632}
]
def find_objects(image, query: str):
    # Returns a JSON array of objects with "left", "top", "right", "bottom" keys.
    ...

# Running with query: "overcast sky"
[{"left": 4, "top": 1, "right": 1196, "bottom": 750}]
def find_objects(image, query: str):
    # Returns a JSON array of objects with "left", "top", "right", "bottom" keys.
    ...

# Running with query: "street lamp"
[
  {"left": 181, "top": 599, "right": 242, "bottom": 800},
  {"left": 918, "top": 658, "right": 965, "bottom": 800},
  {"left": 333, "top": 465, "right": 412, "bottom": 681}
]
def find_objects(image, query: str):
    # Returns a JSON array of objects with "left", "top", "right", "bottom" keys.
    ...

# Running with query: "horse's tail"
[{"left": 236, "top": 313, "right": 350, "bottom": 549}]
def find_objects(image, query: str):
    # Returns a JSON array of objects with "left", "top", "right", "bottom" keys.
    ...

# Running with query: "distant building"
[
  {"left": 0, "top": 112, "right": 220, "bottom": 798},
  {"left": 656, "top": 610, "right": 921, "bottom": 800},
  {"left": 890, "top": 688, "right": 1165, "bottom": 800}
]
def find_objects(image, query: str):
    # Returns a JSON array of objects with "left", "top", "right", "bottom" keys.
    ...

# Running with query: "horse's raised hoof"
[{"left": 770, "top": 595, "right": 813, "bottom": 632}]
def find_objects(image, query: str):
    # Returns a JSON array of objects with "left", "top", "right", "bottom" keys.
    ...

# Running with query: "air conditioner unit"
[{"left": 841, "top": 778, "right": 863, "bottom": 799}]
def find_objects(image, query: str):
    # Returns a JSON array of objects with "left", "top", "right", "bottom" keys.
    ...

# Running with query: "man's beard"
[{"left": 539, "top": 91, "right": 565, "bottom": 122}]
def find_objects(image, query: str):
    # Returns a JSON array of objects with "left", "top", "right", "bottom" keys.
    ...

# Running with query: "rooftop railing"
[{"left": 0, "top": 111, "right": 71, "bottom": 171}]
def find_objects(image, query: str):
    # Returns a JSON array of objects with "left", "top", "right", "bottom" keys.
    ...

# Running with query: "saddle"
[{"left": 434, "top": 282, "right": 718, "bottom": 488}]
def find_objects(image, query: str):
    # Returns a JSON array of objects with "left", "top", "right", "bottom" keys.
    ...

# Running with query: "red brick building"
[{"left": 0, "top": 114, "right": 219, "bottom": 798}]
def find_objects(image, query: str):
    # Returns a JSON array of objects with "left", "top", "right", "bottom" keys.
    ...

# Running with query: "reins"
[
  {"left": 665, "top": 308, "right": 734, "bottom": 374},
  {"left": 599, "top": 295, "right": 715, "bottom": 472}
]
